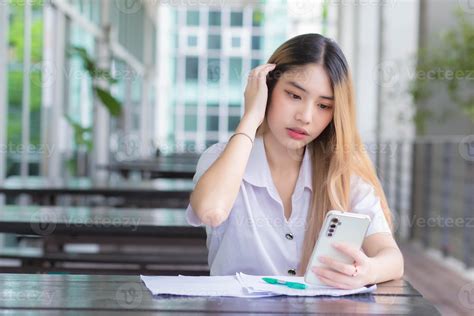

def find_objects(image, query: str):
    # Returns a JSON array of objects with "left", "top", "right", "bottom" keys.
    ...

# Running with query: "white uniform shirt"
[{"left": 185, "top": 136, "right": 392, "bottom": 276}]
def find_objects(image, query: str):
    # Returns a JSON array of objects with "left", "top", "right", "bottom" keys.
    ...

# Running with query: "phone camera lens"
[
  {"left": 330, "top": 224, "right": 336, "bottom": 228},
  {"left": 331, "top": 218, "right": 338, "bottom": 223},
  {"left": 329, "top": 229, "right": 334, "bottom": 232},
  {"left": 327, "top": 233, "right": 332, "bottom": 237}
]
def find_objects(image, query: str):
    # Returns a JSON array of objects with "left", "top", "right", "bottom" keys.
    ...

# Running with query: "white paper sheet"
[
  {"left": 236, "top": 272, "right": 377, "bottom": 297},
  {"left": 140, "top": 275, "right": 275, "bottom": 298},
  {"left": 140, "top": 273, "right": 377, "bottom": 298}
]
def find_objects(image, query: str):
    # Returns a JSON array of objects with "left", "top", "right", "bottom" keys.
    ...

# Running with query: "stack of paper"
[
  {"left": 236, "top": 272, "right": 377, "bottom": 297},
  {"left": 140, "top": 273, "right": 377, "bottom": 298}
]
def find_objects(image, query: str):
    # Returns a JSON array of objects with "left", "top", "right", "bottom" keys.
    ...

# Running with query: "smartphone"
[{"left": 304, "top": 210, "right": 371, "bottom": 286}]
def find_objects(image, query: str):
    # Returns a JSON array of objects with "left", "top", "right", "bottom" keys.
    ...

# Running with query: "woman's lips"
[{"left": 287, "top": 128, "right": 307, "bottom": 140}]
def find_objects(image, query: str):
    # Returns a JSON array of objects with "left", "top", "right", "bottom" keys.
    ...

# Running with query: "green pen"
[{"left": 262, "top": 277, "right": 307, "bottom": 290}]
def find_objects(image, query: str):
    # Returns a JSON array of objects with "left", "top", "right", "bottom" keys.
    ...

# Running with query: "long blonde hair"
[{"left": 256, "top": 34, "right": 394, "bottom": 276}]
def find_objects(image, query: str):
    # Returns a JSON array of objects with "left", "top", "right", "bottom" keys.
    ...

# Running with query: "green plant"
[
  {"left": 66, "top": 46, "right": 123, "bottom": 175},
  {"left": 66, "top": 45, "right": 122, "bottom": 148},
  {"left": 409, "top": 9, "right": 474, "bottom": 134},
  {"left": 68, "top": 46, "right": 122, "bottom": 117}
]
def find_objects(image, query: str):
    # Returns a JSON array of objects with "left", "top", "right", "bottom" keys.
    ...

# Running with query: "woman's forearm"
[
  {"left": 190, "top": 115, "right": 258, "bottom": 227},
  {"left": 370, "top": 247, "right": 405, "bottom": 284}
]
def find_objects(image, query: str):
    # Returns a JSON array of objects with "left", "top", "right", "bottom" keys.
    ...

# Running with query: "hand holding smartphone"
[{"left": 304, "top": 210, "right": 371, "bottom": 286}]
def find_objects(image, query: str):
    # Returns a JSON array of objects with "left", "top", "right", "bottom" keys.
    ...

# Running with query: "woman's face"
[{"left": 266, "top": 63, "right": 335, "bottom": 150}]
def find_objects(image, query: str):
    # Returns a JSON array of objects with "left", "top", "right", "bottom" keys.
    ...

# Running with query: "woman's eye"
[
  {"left": 286, "top": 91, "right": 301, "bottom": 100},
  {"left": 318, "top": 104, "right": 331, "bottom": 110}
]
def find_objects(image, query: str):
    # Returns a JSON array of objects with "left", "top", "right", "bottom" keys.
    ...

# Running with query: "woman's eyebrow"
[{"left": 287, "top": 81, "right": 334, "bottom": 100}]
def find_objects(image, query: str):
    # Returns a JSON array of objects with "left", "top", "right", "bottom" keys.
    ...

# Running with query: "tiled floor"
[{"left": 400, "top": 241, "right": 474, "bottom": 316}]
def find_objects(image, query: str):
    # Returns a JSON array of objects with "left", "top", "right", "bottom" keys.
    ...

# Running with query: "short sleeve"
[
  {"left": 185, "top": 142, "right": 227, "bottom": 227},
  {"left": 349, "top": 175, "right": 392, "bottom": 236}
]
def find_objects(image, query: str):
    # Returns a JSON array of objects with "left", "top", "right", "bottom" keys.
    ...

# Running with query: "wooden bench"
[
  {"left": 0, "top": 206, "right": 208, "bottom": 275},
  {"left": 0, "top": 177, "right": 194, "bottom": 208},
  {"left": 0, "top": 247, "right": 209, "bottom": 275}
]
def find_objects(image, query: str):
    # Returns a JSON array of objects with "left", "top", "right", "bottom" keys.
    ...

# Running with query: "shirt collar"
[{"left": 242, "top": 135, "right": 313, "bottom": 192}]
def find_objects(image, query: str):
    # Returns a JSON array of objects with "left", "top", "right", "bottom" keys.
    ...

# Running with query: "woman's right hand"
[{"left": 243, "top": 63, "right": 277, "bottom": 127}]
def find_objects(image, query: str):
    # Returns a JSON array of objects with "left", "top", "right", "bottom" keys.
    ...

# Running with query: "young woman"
[{"left": 186, "top": 33, "right": 404, "bottom": 290}]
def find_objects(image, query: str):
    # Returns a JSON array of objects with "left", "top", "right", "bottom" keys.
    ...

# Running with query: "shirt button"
[
  {"left": 285, "top": 233, "right": 294, "bottom": 240},
  {"left": 288, "top": 269, "right": 296, "bottom": 275}
]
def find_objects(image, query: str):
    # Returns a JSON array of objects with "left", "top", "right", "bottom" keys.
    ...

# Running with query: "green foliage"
[
  {"left": 252, "top": 9, "right": 264, "bottom": 25},
  {"left": 64, "top": 115, "right": 93, "bottom": 152},
  {"left": 7, "top": 0, "right": 43, "bottom": 150},
  {"left": 8, "top": 1, "right": 43, "bottom": 62},
  {"left": 64, "top": 45, "right": 123, "bottom": 160},
  {"left": 409, "top": 9, "right": 474, "bottom": 134},
  {"left": 68, "top": 46, "right": 123, "bottom": 118},
  {"left": 95, "top": 87, "right": 122, "bottom": 117}
]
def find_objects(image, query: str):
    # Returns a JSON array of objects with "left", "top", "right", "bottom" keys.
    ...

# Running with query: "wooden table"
[
  {"left": 0, "top": 177, "right": 194, "bottom": 208},
  {"left": 0, "top": 274, "right": 440, "bottom": 314}
]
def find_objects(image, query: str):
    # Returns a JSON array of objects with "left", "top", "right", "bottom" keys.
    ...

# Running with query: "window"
[
  {"left": 185, "top": 57, "right": 199, "bottom": 81},
  {"left": 182, "top": 30, "right": 204, "bottom": 53},
  {"left": 252, "top": 35, "right": 261, "bottom": 50},
  {"left": 187, "top": 35, "right": 198, "bottom": 47},
  {"left": 224, "top": 30, "right": 250, "bottom": 54},
  {"left": 228, "top": 116, "right": 240, "bottom": 131},
  {"left": 231, "top": 36, "right": 241, "bottom": 48},
  {"left": 207, "top": 58, "right": 220, "bottom": 83},
  {"left": 230, "top": 11, "right": 243, "bottom": 26},
  {"left": 251, "top": 59, "right": 261, "bottom": 69},
  {"left": 229, "top": 58, "right": 242, "bottom": 84},
  {"left": 185, "top": 114, "right": 197, "bottom": 132},
  {"left": 208, "top": 34, "right": 221, "bottom": 50},
  {"left": 206, "top": 115, "right": 219, "bottom": 131},
  {"left": 186, "top": 10, "right": 200, "bottom": 26},
  {"left": 209, "top": 11, "right": 221, "bottom": 26}
]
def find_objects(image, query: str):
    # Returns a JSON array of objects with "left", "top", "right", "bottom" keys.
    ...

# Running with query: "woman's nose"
[{"left": 296, "top": 103, "right": 313, "bottom": 124}]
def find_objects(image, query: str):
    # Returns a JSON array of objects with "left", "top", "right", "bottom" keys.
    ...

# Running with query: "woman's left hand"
[{"left": 311, "top": 242, "right": 376, "bottom": 290}]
